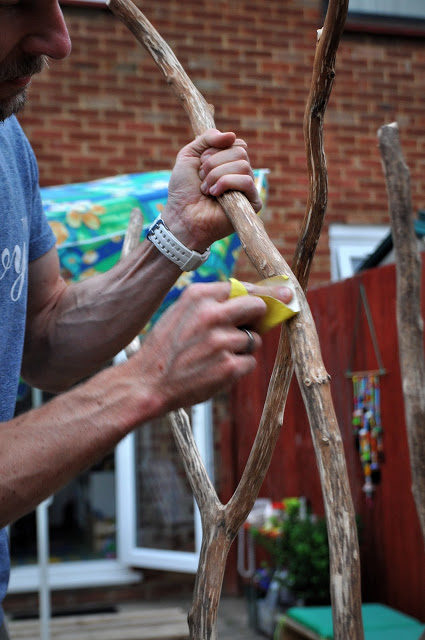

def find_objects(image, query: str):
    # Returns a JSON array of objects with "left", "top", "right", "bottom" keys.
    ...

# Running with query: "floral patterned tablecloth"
[{"left": 41, "top": 169, "right": 269, "bottom": 335}]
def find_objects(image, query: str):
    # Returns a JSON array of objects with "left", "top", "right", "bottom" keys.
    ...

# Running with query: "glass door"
[
  {"left": 116, "top": 401, "right": 214, "bottom": 573},
  {"left": 8, "top": 374, "right": 214, "bottom": 590},
  {"left": 8, "top": 387, "right": 138, "bottom": 593}
]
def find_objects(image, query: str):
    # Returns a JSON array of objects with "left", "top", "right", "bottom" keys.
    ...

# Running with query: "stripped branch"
[
  {"left": 170, "top": 408, "right": 220, "bottom": 514},
  {"left": 108, "top": 1, "right": 363, "bottom": 638},
  {"left": 378, "top": 123, "right": 425, "bottom": 545}
]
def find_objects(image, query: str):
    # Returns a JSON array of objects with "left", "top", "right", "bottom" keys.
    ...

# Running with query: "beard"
[
  {"left": 0, "top": 92, "right": 27, "bottom": 122},
  {"left": 0, "top": 54, "right": 48, "bottom": 122}
]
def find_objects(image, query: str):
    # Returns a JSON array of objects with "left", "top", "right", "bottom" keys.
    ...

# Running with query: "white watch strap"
[{"left": 147, "top": 216, "right": 210, "bottom": 271}]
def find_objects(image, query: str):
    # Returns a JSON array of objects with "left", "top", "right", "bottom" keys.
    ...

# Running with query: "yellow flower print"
[
  {"left": 66, "top": 209, "right": 82, "bottom": 229},
  {"left": 66, "top": 206, "right": 102, "bottom": 231},
  {"left": 82, "top": 212, "right": 101, "bottom": 230},
  {"left": 49, "top": 221, "right": 69, "bottom": 246},
  {"left": 82, "top": 251, "right": 99, "bottom": 265},
  {"left": 91, "top": 205, "right": 106, "bottom": 214}
]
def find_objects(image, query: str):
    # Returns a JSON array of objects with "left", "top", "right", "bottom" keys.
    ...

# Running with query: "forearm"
[
  {"left": 22, "top": 129, "right": 263, "bottom": 392},
  {"left": 5, "top": 279, "right": 273, "bottom": 526},
  {"left": 23, "top": 240, "right": 180, "bottom": 391},
  {"left": 0, "top": 360, "right": 161, "bottom": 527}
]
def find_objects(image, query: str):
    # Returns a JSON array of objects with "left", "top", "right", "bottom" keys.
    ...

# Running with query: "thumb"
[{"left": 180, "top": 129, "right": 237, "bottom": 159}]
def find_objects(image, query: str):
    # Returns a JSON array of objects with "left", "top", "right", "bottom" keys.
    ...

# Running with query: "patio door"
[
  {"left": 8, "top": 372, "right": 215, "bottom": 591},
  {"left": 116, "top": 400, "right": 214, "bottom": 573},
  {"left": 9, "top": 389, "right": 139, "bottom": 594}
]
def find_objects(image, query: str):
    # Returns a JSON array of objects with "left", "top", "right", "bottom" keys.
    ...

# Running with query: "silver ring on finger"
[{"left": 241, "top": 328, "right": 255, "bottom": 355}]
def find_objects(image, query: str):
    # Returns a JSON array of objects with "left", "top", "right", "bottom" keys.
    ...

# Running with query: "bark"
[
  {"left": 378, "top": 122, "right": 425, "bottom": 546},
  {"left": 107, "top": 1, "right": 364, "bottom": 638}
]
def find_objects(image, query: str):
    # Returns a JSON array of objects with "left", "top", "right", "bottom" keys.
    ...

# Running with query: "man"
[{"left": 0, "top": 0, "right": 293, "bottom": 634}]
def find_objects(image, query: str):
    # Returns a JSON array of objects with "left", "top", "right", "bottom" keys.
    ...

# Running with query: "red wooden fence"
[{"left": 225, "top": 261, "right": 425, "bottom": 620}]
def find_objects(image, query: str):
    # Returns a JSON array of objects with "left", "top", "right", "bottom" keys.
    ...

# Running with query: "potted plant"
[{"left": 248, "top": 498, "right": 330, "bottom": 636}]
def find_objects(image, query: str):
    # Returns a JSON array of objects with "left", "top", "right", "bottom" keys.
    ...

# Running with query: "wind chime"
[{"left": 347, "top": 283, "right": 386, "bottom": 499}]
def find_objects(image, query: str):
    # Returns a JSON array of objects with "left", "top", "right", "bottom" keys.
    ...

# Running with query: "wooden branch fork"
[{"left": 108, "top": 1, "right": 364, "bottom": 638}]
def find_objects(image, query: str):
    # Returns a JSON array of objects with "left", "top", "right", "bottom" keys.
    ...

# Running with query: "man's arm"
[
  {"left": 1, "top": 282, "right": 267, "bottom": 526},
  {"left": 22, "top": 129, "right": 262, "bottom": 391},
  {"left": 3, "top": 128, "right": 292, "bottom": 527},
  {"left": 22, "top": 238, "right": 182, "bottom": 390}
]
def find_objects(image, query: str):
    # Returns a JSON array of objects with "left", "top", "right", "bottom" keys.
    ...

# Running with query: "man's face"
[{"left": 0, "top": 1, "right": 71, "bottom": 122}]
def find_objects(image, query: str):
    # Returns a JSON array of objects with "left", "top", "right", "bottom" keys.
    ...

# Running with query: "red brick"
[{"left": 12, "top": 0, "right": 424, "bottom": 287}]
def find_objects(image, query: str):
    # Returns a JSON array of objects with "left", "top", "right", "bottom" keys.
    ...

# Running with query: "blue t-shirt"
[{"left": 0, "top": 116, "right": 56, "bottom": 622}]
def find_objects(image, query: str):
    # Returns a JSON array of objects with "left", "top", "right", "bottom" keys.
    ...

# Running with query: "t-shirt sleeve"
[
  {"left": 29, "top": 188, "right": 56, "bottom": 263},
  {"left": 26, "top": 142, "right": 56, "bottom": 263}
]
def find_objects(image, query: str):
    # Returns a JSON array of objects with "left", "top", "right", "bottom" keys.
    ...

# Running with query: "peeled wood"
[
  {"left": 378, "top": 123, "right": 425, "bottom": 545},
  {"left": 107, "top": 0, "right": 363, "bottom": 638}
]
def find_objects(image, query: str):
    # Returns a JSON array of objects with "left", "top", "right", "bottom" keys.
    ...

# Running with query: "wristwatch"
[{"left": 147, "top": 215, "right": 210, "bottom": 271}]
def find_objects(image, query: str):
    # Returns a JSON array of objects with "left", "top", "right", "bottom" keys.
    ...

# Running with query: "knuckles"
[
  {"left": 204, "top": 329, "right": 227, "bottom": 354},
  {"left": 180, "top": 283, "right": 214, "bottom": 303},
  {"left": 220, "top": 351, "right": 257, "bottom": 383},
  {"left": 234, "top": 146, "right": 249, "bottom": 162},
  {"left": 180, "top": 282, "right": 228, "bottom": 305},
  {"left": 201, "top": 147, "right": 249, "bottom": 176}
]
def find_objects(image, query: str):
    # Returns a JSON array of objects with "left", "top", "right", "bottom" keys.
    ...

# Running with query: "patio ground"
[{"left": 6, "top": 596, "right": 267, "bottom": 640}]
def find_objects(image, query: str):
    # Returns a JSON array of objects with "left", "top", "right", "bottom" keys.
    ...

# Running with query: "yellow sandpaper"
[{"left": 229, "top": 275, "right": 300, "bottom": 334}]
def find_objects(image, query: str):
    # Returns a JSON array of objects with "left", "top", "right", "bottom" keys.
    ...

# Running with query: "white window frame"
[
  {"left": 348, "top": 0, "right": 425, "bottom": 20},
  {"left": 329, "top": 224, "right": 389, "bottom": 282},
  {"left": 116, "top": 400, "right": 214, "bottom": 574},
  {"left": 9, "top": 559, "right": 139, "bottom": 593},
  {"left": 61, "top": 1, "right": 107, "bottom": 6}
]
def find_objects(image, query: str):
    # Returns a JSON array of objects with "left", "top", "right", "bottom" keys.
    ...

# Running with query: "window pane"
[
  {"left": 10, "top": 391, "right": 117, "bottom": 566},
  {"left": 135, "top": 416, "right": 195, "bottom": 552},
  {"left": 10, "top": 462, "right": 117, "bottom": 567},
  {"left": 349, "top": 0, "right": 425, "bottom": 19}
]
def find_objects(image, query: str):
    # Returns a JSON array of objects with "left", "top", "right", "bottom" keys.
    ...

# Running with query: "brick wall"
[{"left": 18, "top": 0, "right": 425, "bottom": 284}]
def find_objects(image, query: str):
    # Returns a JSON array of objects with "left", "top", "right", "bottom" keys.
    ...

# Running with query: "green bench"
[{"left": 275, "top": 603, "right": 425, "bottom": 640}]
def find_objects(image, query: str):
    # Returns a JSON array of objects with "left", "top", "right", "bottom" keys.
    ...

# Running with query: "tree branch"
[
  {"left": 378, "top": 122, "right": 425, "bottom": 546},
  {"left": 169, "top": 408, "right": 220, "bottom": 515},
  {"left": 107, "top": 1, "right": 363, "bottom": 638}
]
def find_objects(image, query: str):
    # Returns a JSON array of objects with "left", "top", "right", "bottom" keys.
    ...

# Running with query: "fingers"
[
  {"left": 198, "top": 139, "right": 262, "bottom": 213},
  {"left": 181, "top": 129, "right": 238, "bottom": 158},
  {"left": 175, "top": 128, "right": 261, "bottom": 212},
  {"left": 182, "top": 282, "right": 267, "bottom": 329},
  {"left": 133, "top": 282, "right": 267, "bottom": 413},
  {"left": 179, "top": 281, "right": 231, "bottom": 303},
  {"left": 199, "top": 141, "right": 250, "bottom": 169},
  {"left": 236, "top": 328, "right": 259, "bottom": 355},
  {"left": 178, "top": 287, "right": 265, "bottom": 371},
  {"left": 243, "top": 281, "right": 294, "bottom": 305},
  {"left": 170, "top": 283, "right": 265, "bottom": 358},
  {"left": 203, "top": 173, "right": 262, "bottom": 212},
  {"left": 200, "top": 157, "right": 253, "bottom": 193}
]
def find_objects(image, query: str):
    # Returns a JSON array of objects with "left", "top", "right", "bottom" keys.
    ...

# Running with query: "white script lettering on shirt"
[{"left": 0, "top": 243, "right": 27, "bottom": 302}]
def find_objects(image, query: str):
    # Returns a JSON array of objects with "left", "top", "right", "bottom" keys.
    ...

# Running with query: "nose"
[{"left": 21, "top": 3, "right": 72, "bottom": 60}]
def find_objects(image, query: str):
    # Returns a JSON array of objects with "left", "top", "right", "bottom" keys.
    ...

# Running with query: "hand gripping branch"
[{"left": 109, "top": 1, "right": 364, "bottom": 638}]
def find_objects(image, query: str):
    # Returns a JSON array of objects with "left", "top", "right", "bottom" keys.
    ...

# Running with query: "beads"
[{"left": 352, "top": 374, "right": 384, "bottom": 499}]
